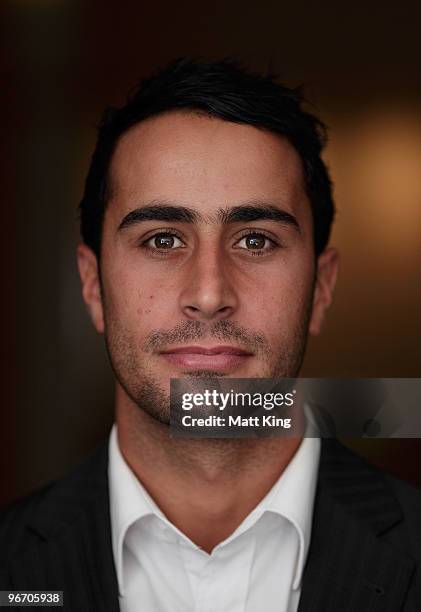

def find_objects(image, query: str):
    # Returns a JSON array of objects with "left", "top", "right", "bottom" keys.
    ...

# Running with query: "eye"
[
  {"left": 235, "top": 232, "right": 276, "bottom": 253},
  {"left": 144, "top": 232, "right": 184, "bottom": 250}
]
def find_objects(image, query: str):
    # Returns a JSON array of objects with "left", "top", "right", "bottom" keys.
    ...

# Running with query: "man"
[{"left": 2, "top": 58, "right": 421, "bottom": 611}]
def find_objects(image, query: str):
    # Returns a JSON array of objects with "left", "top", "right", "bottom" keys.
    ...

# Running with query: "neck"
[{"left": 116, "top": 387, "right": 302, "bottom": 553}]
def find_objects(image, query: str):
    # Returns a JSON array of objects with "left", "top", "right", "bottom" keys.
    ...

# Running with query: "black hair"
[{"left": 79, "top": 57, "right": 335, "bottom": 257}]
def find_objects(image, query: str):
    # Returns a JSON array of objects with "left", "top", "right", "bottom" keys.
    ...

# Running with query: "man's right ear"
[{"left": 76, "top": 244, "right": 105, "bottom": 334}]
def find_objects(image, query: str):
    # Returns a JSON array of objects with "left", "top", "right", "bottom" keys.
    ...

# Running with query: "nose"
[{"left": 179, "top": 249, "right": 238, "bottom": 322}]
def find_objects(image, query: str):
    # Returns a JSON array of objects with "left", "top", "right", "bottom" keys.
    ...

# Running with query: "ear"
[
  {"left": 76, "top": 243, "right": 105, "bottom": 334},
  {"left": 309, "top": 247, "right": 339, "bottom": 336}
]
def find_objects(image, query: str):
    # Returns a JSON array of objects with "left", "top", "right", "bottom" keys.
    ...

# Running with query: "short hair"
[{"left": 79, "top": 57, "right": 335, "bottom": 257}]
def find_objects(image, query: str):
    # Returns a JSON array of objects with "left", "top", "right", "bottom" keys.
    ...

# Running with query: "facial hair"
[{"left": 104, "top": 298, "right": 314, "bottom": 426}]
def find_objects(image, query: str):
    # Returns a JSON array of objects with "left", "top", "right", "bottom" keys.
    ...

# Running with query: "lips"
[{"left": 160, "top": 345, "right": 253, "bottom": 371}]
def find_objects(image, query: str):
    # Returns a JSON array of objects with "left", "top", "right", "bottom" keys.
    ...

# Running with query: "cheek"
[
  {"left": 136, "top": 293, "right": 155, "bottom": 317},
  {"left": 135, "top": 293, "right": 173, "bottom": 320},
  {"left": 104, "top": 264, "right": 176, "bottom": 332},
  {"left": 244, "top": 262, "right": 314, "bottom": 331},
  {"left": 254, "top": 263, "right": 313, "bottom": 306}
]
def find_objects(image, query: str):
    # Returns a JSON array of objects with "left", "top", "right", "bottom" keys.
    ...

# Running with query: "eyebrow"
[
  {"left": 117, "top": 202, "right": 300, "bottom": 232},
  {"left": 219, "top": 204, "right": 300, "bottom": 230}
]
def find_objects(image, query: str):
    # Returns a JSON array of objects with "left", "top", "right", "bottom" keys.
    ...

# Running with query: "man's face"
[{"left": 78, "top": 111, "right": 338, "bottom": 423}]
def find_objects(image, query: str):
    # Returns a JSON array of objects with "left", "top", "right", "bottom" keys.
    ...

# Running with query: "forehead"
[{"left": 107, "top": 111, "right": 309, "bottom": 218}]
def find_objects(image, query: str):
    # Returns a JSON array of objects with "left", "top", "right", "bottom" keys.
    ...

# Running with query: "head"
[{"left": 77, "top": 58, "right": 338, "bottom": 425}]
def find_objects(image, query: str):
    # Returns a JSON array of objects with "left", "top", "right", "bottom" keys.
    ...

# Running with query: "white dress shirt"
[{"left": 108, "top": 425, "right": 320, "bottom": 612}]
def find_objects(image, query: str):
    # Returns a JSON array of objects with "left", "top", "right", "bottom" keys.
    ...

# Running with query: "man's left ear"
[{"left": 309, "top": 247, "right": 339, "bottom": 336}]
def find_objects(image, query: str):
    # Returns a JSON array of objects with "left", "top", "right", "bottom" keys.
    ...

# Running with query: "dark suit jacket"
[{"left": 1, "top": 439, "right": 421, "bottom": 611}]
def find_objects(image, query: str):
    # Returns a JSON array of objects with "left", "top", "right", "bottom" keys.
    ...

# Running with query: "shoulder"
[
  {"left": 320, "top": 438, "right": 421, "bottom": 558},
  {"left": 0, "top": 441, "right": 110, "bottom": 563},
  {"left": 383, "top": 472, "right": 421, "bottom": 536},
  {"left": 0, "top": 483, "right": 54, "bottom": 560},
  {"left": 333, "top": 440, "right": 421, "bottom": 504},
  {"left": 373, "top": 470, "right": 421, "bottom": 560}
]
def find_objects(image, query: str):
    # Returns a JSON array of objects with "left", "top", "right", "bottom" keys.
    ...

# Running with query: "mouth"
[{"left": 159, "top": 345, "right": 253, "bottom": 371}]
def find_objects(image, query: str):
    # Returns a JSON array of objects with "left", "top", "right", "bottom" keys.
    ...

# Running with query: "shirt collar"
[
  {"left": 108, "top": 424, "right": 165, "bottom": 596},
  {"left": 108, "top": 422, "right": 320, "bottom": 596},
  {"left": 263, "top": 434, "right": 321, "bottom": 589}
]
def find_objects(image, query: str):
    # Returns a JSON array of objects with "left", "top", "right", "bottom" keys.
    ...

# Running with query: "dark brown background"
[{"left": 2, "top": 0, "right": 421, "bottom": 505}]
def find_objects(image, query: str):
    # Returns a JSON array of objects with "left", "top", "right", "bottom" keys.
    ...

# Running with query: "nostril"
[
  {"left": 182, "top": 304, "right": 233, "bottom": 321},
  {"left": 218, "top": 306, "right": 232, "bottom": 315},
  {"left": 185, "top": 306, "right": 200, "bottom": 313}
]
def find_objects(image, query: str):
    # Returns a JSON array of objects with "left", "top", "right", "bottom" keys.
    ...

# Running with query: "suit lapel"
[
  {"left": 299, "top": 439, "right": 415, "bottom": 612},
  {"left": 9, "top": 443, "right": 120, "bottom": 612}
]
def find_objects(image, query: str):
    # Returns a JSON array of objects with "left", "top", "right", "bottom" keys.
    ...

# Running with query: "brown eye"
[
  {"left": 236, "top": 233, "right": 272, "bottom": 251},
  {"left": 155, "top": 235, "right": 174, "bottom": 248},
  {"left": 246, "top": 234, "right": 266, "bottom": 249},
  {"left": 145, "top": 233, "right": 183, "bottom": 249}
]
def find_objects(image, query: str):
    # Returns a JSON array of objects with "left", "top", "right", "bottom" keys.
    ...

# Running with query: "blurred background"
[{"left": 2, "top": 0, "right": 421, "bottom": 505}]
